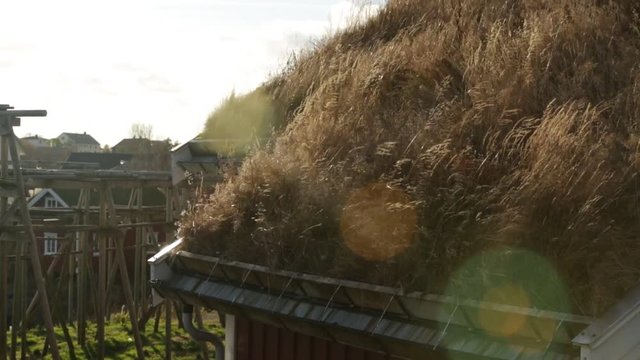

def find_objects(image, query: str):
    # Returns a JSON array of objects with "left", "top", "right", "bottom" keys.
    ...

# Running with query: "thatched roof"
[{"left": 181, "top": 0, "right": 640, "bottom": 316}]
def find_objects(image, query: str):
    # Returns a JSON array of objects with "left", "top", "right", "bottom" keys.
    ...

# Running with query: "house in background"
[
  {"left": 26, "top": 150, "right": 168, "bottom": 272},
  {"left": 112, "top": 137, "right": 167, "bottom": 154},
  {"left": 28, "top": 186, "right": 168, "bottom": 272},
  {"left": 62, "top": 152, "right": 133, "bottom": 170},
  {"left": 112, "top": 137, "right": 172, "bottom": 171},
  {"left": 57, "top": 132, "right": 101, "bottom": 153},
  {"left": 171, "top": 137, "right": 247, "bottom": 186},
  {"left": 27, "top": 189, "right": 69, "bottom": 261},
  {"left": 20, "top": 135, "right": 51, "bottom": 148}
]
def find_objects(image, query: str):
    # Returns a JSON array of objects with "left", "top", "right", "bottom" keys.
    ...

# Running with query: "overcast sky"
[{"left": 1, "top": 0, "right": 383, "bottom": 147}]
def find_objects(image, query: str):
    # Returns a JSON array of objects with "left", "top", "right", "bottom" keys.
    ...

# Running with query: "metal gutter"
[{"left": 150, "top": 239, "right": 594, "bottom": 360}]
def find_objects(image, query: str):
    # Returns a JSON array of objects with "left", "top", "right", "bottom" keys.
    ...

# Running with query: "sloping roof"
[
  {"left": 59, "top": 132, "right": 100, "bottom": 146},
  {"left": 112, "top": 138, "right": 167, "bottom": 153},
  {"left": 21, "top": 146, "right": 71, "bottom": 169},
  {"left": 27, "top": 188, "right": 70, "bottom": 208},
  {"left": 62, "top": 152, "right": 133, "bottom": 170},
  {"left": 21, "top": 135, "right": 49, "bottom": 141}
]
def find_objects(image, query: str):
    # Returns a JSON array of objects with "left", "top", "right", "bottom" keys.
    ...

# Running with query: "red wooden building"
[{"left": 28, "top": 187, "right": 167, "bottom": 275}]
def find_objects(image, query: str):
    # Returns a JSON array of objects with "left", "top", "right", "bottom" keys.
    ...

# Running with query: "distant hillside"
[{"left": 181, "top": 0, "right": 640, "bottom": 316}]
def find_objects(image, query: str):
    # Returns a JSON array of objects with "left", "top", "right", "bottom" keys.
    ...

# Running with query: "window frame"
[
  {"left": 44, "top": 196, "right": 59, "bottom": 208},
  {"left": 43, "top": 232, "right": 58, "bottom": 255}
]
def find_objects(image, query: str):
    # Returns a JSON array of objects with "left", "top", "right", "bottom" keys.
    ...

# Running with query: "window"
[
  {"left": 44, "top": 232, "right": 58, "bottom": 255},
  {"left": 147, "top": 232, "right": 159, "bottom": 245},
  {"left": 44, "top": 196, "right": 59, "bottom": 208}
]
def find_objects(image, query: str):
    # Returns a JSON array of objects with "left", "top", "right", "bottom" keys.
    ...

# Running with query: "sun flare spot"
[
  {"left": 340, "top": 183, "right": 416, "bottom": 261},
  {"left": 479, "top": 283, "right": 530, "bottom": 338}
]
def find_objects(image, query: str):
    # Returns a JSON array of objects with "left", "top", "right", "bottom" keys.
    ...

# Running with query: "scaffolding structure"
[{"left": 0, "top": 105, "right": 184, "bottom": 360}]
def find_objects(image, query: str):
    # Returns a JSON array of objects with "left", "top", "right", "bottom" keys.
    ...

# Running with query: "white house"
[{"left": 57, "top": 132, "right": 101, "bottom": 153}]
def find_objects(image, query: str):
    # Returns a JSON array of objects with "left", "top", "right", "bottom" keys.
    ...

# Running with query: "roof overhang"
[
  {"left": 572, "top": 284, "right": 640, "bottom": 359},
  {"left": 150, "top": 240, "right": 592, "bottom": 359}
]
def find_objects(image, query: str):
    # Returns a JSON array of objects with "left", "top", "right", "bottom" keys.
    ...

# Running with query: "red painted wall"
[
  {"left": 38, "top": 225, "right": 167, "bottom": 277},
  {"left": 235, "top": 317, "right": 403, "bottom": 360}
]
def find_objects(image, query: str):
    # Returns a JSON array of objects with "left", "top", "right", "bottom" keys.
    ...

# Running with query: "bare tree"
[{"left": 130, "top": 123, "right": 154, "bottom": 139}]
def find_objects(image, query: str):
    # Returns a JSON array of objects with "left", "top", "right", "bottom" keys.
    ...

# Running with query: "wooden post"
[
  {"left": 133, "top": 188, "right": 143, "bottom": 314},
  {"left": 23, "top": 240, "right": 70, "bottom": 321},
  {"left": 77, "top": 189, "right": 89, "bottom": 345},
  {"left": 105, "top": 232, "right": 113, "bottom": 321},
  {"left": 106, "top": 186, "right": 145, "bottom": 359},
  {"left": 165, "top": 300, "right": 172, "bottom": 360},
  {"left": 104, "top": 249, "right": 120, "bottom": 320},
  {"left": 153, "top": 305, "right": 162, "bottom": 333},
  {"left": 41, "top": 239, "right": 70, "bottom": 357},
  {"left": 58, "top": 243, "right": 77, "bottom": 360},
  {"left": 10, "top": 236, "right": 24, "bottom": 360},
  {"left": 115, "top": 236, "right": 145, "bottom": 359},
  {"left": 67, "top": 233, "right": 75, "bottom": 323},
  {"left": 6, "top": 133, "right": 61, "bottom": 360},
  {"left": 0, "top": 241, "right": 6, "bottom": 360},
  {"left": 140, "top": 222, "right": 148, "bottom": 314},
  {"left": 96, "top": 184, "right": 107, "bottom": 359},
  {"left": 0, "top": 135, "right": 8, "bottom": 360},
  {"left": 165, "top": 187, "right": 173, "bottom": 241}
]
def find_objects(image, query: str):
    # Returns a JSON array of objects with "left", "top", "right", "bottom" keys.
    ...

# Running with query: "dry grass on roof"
[{"left": 180, "top": 0, "right": 640, "bottom": 316}]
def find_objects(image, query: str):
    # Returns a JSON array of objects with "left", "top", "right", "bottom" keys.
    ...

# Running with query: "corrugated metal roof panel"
[{"left": 150, "top": 245, "right": 594, "bottom": 359}]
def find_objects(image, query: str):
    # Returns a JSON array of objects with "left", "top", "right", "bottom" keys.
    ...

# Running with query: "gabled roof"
[
  {"left": 58, "top": 132, "right": 100, "bottom": 146},
  {"left": 27, "top": 188, "right": 70, "bottom": 208},
  {"left": 62, "top": 152, "right": 133, "bottom": 170},
  {"left": 21, "top": 135, "right": 49, "bottom": 141}
]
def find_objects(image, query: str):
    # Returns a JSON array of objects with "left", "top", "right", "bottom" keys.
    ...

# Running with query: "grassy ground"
[{"left": 14, "top": 311, "right": 223, "bottom": 359}]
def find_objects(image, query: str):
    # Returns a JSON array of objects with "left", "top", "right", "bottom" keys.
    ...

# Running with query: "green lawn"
[{"left": 15, "top": 311, "right": 223, "bottom": 359}]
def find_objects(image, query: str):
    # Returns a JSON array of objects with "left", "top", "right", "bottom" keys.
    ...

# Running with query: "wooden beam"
[
  {"left": 10, "top": 236, "right": 24, "bottom": 360},
  {"left": 77, "top": 189, "right": 89, "bottom": 345},
  {"left": 0, "top": 135, "right": 8, "bottom": 360},
  {"left": 96, "top": 185, "right": 107, "bottom": 359},
  {"left": 115, "top": 235, "right": 146, "bottom": 359},
  {"left": 165, "top": 300, "right": 172, "bottom": 360},
  {"left": 134, "top": 188, "right": 142, "bottom": 314},
  {"left": 0, "top": 241, "right": 6, "bottom": 360},
  {"left": 106, "top": 185, "right": 145, "bottom": 359},
  {"left": 7, "top": 133, "right": 61, "bottom": 360},
  {"left": 0, "top": 221, "right": 175, "bottom": 232},
  {"left": 24, "top": 240, "right": 71, "bottom": 322}
]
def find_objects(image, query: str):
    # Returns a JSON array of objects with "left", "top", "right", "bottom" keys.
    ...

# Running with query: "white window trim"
[
  {"left": 44, "top": 196, "right": 58, "bottom": 208},
  {"left": 44, "top": 232, "right": 58, "bottom": 255}
]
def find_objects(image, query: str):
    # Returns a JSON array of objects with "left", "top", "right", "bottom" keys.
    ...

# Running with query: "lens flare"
[
  {"left": 340, "top": 183, "right": 416, "bottom": 261},
  {"left": 478, "top": 283, "right": 530, "bottom": 338},
  {"left": 202, "top": 90, "right": 280, "bottom": 156},
  {"left": 442, "top": 248, "right": 570, "bottom": 358}
]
